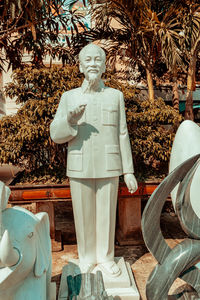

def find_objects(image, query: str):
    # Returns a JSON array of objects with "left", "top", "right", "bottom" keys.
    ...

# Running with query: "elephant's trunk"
[{"left": 0, "top": 230, "right": 20, "bottom": 267}]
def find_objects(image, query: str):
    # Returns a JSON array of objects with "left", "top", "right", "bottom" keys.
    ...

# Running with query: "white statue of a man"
[{"left": 50, "top": 43, "right": 138, "bottom": 277}]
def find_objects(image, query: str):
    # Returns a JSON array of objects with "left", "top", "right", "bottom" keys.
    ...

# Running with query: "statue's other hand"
[
  {"left": 124, "top": 173, "right": 138, "bottom": 194},
  {"left": 67, "top": 104, "right": 87, "bottom": 124}
]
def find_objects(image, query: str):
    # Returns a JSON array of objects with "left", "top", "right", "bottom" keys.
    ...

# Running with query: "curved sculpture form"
[
  {"left": 142, "top": 154, "right": 200, "bottom": 299},
  {"left": 0, "top": 181, "right": 54, "bottom": 300},
  {"left": 176, "top": 159, "right": 200, "bottom": 239},
  {"left": 169, "top": 120, "right": 200, "bottom": 214}
]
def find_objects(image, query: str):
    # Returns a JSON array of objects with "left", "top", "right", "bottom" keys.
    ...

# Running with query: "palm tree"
[
  {"left": 83, "top": 0, "right": 200, "bottom": 116},
  {"left": 146, "top": 6, "right": 184, "bottom": 110},
  {"left": 150, "top": 1, "right": 200, "bottom": 118},
  {"left": 178, "top": 2, "right": 200, "bottom": 120},
  {"left": 89, "top": 0, "right": 160, "bottom": 101},
  {"left": 149, "top": 1, "right": 200, "bottom": 117},
  {"left": 87, "top": 0, "right": 185, "bottom": 104}
]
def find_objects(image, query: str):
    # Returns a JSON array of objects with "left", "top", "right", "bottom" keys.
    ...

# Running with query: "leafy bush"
[
  {"left": 104, "top": 74, "right": 183, "bottom": 178},
  {"left": 0, "top": 66, "right": 83, "bottom": 182},
  {"left": 0, "top": 66, "right": 183, "bottom": 183},
  {"left": 127, "top": 97, "right": 182, "bottom": 178}
]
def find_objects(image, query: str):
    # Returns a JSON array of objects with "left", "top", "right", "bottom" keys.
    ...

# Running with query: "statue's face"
[{"left": 79, "top": 46, "right": 106, "bottom": 81}]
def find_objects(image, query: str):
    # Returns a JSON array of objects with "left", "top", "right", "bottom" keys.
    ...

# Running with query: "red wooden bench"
[{"left": 9, "top": 181, "right": 163, "bottom": 250}]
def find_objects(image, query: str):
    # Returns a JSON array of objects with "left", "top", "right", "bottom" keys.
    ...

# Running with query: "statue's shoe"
[
  {"left": 79, "top": 262, "right": 95, "bottom": 273},
  {"left": 98, "top": 261, "right": 121, "bottom": 277}
]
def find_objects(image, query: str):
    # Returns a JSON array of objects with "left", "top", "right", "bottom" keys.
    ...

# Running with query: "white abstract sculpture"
[
  {"left": 50, "top": 43, "right": 138, "bottom": 277},
  {"left": 169, "top": 120, "right": 200, "bottom": 217},
  {"left": 0, "top": 181, "right": 54, "bottom": 300}
]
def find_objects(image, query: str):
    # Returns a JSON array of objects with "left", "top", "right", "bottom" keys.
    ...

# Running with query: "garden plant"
[{"left": 0, "top": 65, "right": 182, "bottom": 183}]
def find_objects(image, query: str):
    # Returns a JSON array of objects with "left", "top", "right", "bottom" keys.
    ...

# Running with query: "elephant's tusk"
[{"left": 0, "top": 230, "right": 20, "bottom": 267}]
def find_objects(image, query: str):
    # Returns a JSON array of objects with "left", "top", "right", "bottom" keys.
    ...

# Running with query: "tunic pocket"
[
  {"left": 105, "top": 145, "right": 121, "bottom": 171},
  {"left": 102, "top": 104, "right": 118, "bottom": 126},
  {"left": 67, "top": 148, "right": 83, "bottom": 171}
]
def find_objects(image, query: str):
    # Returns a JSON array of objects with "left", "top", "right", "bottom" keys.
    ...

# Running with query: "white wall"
[{"left": 2, "top": 66, "right": 20, "bottom": 115}]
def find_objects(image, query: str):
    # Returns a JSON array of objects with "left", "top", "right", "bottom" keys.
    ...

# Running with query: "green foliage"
[
  {"left": 5, "top": 66, "right": 83, "bottom": 104},
  {"left": 104, "top": 74, "right": 183, "bottom": 177},
  {"left": 0, "top": 0, "right": 87, "bottom": 69},
  {"left": 0, "top": 66, "right": 83, "bottom": 174},
  {"left": 0, "top": 66, "right": 183, "bottom": 182},
  {"left": 127, "top": 98, "right": 182, "bottom": 177},
  {"left": 11, "top": 166, "right": 68, "bottom": 185}
]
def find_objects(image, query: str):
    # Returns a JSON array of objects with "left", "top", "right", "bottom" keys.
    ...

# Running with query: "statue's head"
[{"left": 79, "top": 43, "right": 106, "bottom": 82}]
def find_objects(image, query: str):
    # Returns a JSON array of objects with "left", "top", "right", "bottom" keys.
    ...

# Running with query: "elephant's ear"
[{"left": 34, "top": 212, "right": 51, "bottom": 278}]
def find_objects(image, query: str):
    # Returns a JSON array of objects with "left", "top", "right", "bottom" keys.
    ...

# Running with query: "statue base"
[{"left": 58, "top": 257, "right": 140, "bottom": 300}]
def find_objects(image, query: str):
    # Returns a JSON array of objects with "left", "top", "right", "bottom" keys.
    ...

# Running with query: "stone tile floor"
[{"left": 51, "top": 212, "right": 193, "bottom": 299}]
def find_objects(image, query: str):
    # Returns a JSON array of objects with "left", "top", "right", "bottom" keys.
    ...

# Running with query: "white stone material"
[
  {"left": 50, "top": 43, "right": 138, "bottom": 277},
  {"left": 169, "top": 120, "right": 200, "bottom": 217},
  {"left": 0, "top": 181, "right": 55, "bottom": 300},
  {"left": 105, "top": 262, "right": 140, "bottom": 299}
]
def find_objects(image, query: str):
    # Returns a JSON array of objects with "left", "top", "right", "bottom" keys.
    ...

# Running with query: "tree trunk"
[
  {"left": 146, "top": 67, "right": 154, "bottom": 101},
  {"left": 172, "top": 72, "right": 179, "bottom": 111},
  {"left": 185, "top": 53, "right": 197, "bottom": 120}
]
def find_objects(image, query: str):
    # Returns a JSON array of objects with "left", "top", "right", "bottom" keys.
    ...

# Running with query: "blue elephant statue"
[{"left": 0, "top": 181, "right": 55, "bottom": 300}]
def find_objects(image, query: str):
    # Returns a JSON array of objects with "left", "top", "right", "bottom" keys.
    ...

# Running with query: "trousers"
[{"left": 69, "top": 177, "right": 119, "bottom": 264}]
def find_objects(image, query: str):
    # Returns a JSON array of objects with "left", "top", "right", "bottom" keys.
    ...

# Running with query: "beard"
[{"left": 83, "top": 73, "right": 100, "bottom": 93}]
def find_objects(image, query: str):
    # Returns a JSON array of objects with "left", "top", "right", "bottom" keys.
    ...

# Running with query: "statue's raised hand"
[{"left": 67, "top": 104, "right": 87, "bottom": 125}]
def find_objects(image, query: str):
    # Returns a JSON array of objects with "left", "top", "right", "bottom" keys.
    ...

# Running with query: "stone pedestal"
[{"left": 58, "top": 257, "right": 140, "bottom": 300}]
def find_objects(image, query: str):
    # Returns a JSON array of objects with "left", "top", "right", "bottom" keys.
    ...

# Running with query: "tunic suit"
[{"left": 50, "top": 79, "right": 134, "bottom": 264}]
